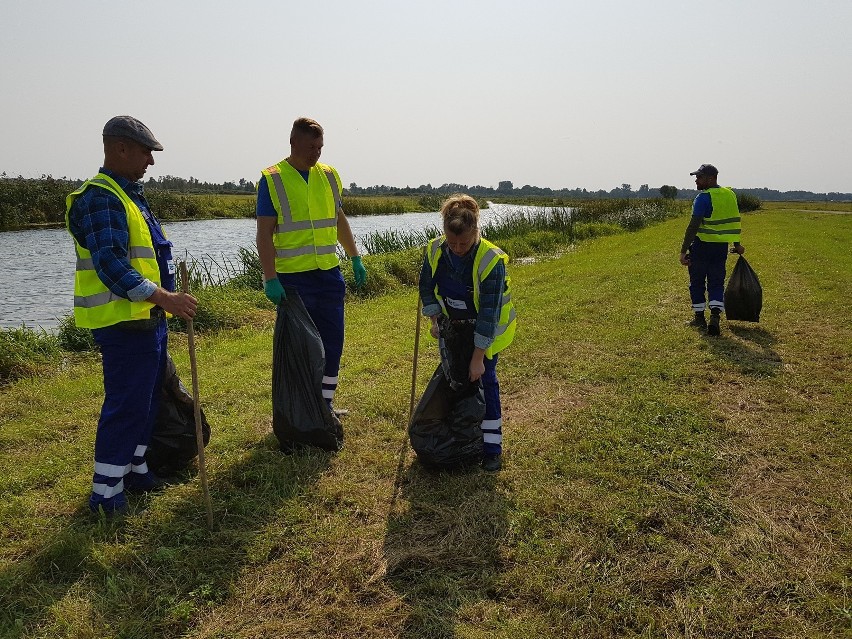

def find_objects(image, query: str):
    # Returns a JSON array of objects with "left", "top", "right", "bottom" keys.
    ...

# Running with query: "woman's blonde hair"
[{"left": 440, "top": 194, "right": 480, "bottom": 235}]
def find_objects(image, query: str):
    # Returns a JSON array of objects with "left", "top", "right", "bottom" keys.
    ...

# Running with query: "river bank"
[{"left": 1, "top": 211, "right": 850, "bottom": 637}]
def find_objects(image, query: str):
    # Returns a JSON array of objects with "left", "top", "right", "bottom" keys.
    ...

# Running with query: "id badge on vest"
[{"left": 444, "top": 297, "right": 469, "bottom": 311}]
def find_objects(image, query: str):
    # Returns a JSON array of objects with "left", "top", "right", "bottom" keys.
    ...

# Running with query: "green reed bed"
[
  {"left": 360, "top": 199, "right": 686, "bottom": 258},
  {"left": 0, "top": 175, "right": 79, "bottom": 229},
  {"left": 362, "top": 227, "right": 440, "bottom": 255},
  {"left": 145, "top": 192, "right": 256, "bottom": 220},
  {"left": 341, "top": 196, "right": 427, "bottom": 216},
  {"left": 0, "top": 178, "right": 257, "bottom": 230}
]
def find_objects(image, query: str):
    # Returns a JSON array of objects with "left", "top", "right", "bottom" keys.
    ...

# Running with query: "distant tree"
[
  {"left": 659, "top": 185, "right": 678, "bottom": 199},
  {"left": 498, "top": 180, "right": 513, "bottom": 194}
]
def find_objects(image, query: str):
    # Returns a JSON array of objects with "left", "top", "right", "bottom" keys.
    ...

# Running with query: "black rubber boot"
[
  {"left": 707, "top": 310, "right": 721, "bottom": 336},
  {"left": 689, "top": 311, "right": 707, "bottom": 329}
]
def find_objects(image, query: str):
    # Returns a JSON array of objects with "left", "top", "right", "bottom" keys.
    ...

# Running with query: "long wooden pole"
[
  {"left": 180, "top": 261, "right": 214, "bottom": 530},
  {"left": 408, "top": 294, "right": 423, "bottom": 425},
  {"left": 408, "top": 246, "right": 427, "bottom": 425}
]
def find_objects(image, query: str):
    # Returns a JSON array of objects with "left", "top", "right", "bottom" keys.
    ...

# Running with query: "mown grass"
[{"left": 1, "top": 210, "right": 850, "bottom": 638}]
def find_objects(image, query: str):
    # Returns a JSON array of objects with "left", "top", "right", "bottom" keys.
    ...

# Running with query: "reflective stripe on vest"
[
  {"left": 65, "top": 173, "right": 161, "bottom": 328},
  {"left": 262, "top": 161, "right": 341, "bottom": 273},
  {"left": 696, "top": 187, "right": 741, "bottom": 243},
  {"left": 426, "top": 236, "right": 517, "bottom": 358}
]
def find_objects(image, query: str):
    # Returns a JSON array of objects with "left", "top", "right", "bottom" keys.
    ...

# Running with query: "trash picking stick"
[
  {"left": 408, "top": 283, "right": 423, "bottom": 425},
  {"left": 180, "top": 261, "right": 214, "bottom": 530}
]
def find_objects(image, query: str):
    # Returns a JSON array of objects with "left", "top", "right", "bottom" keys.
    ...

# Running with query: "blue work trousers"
[
  {"left": 481, "top": 354, "right": 502, "bottom": 456},
  {"left": 278, "top": 267, "right": 346, "bottom": 403},
  {"left": 687, "top": 240, "right": 729, "bottom": 312},
  {"left": 89, "top": 319, "right": 168, "bottom": 511}
]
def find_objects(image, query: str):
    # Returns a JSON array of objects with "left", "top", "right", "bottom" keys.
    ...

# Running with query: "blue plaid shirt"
[
  {"left": 419, "top": 240, "right": 505, "bottom": 350},
  {"left": 67, "top": 168, "right": 160, "bottom": 301}
]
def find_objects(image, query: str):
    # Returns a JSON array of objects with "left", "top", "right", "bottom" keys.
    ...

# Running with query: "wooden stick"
[
  {"left": 180, "top": 261, "right": 214, "bottom": 530},
  {"left": 408, "top": 247, "right": 427, "bottom": 425}
]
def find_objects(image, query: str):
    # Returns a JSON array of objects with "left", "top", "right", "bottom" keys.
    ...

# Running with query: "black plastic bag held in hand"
[
  {"left": 409, "top": 317, "right": 485, "bottom": 469},
  {"left": 724, "top": 256, "right": 763, "bottom": 322},
  {"left": 272, "top": 290, "right": 343, "bottom": 452}
]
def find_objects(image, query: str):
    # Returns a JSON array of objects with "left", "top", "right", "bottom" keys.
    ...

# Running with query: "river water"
[{"left": 1, "top": 204, "right": 529, "bottom": 329}]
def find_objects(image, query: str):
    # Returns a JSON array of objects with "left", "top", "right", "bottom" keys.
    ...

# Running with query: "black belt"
[{"left": 115, "top": 307, "right": 166, "bottom": 331}]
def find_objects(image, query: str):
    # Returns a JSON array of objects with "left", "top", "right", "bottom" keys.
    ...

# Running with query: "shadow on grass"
[
  {"left": 383, "top": 458, "right": 509, "bottom": 638},
  {"left": 0, "top": 434, "right": 332, "bottom": 637},
  {"left": 704, "top": 321, "right": 782, "bottom": 377}
]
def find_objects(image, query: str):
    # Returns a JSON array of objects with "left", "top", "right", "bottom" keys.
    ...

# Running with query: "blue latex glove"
[
  {"left": 264, "top": 278, "right": 286, "bottom": 304},
  {"left": 351, "top": 255, "right": 367, "bottom": 288}
]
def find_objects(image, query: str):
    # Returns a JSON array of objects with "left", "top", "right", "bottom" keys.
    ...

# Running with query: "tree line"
[
  {"left": 1, "top": 172, "right": 849, "bottom": 231},
  {"left": 347, "top": 180, "right": 852, "bottom": 202}
]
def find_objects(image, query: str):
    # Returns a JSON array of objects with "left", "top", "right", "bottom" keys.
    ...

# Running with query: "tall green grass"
[
  {"left": 0, "top": 326, "right": 61, "bottom": 385},
  {"left": 145, "top": 192, "right": 256, "bottom": 220},
  {"left": 341, "top": 196, "right": 425, "bottom": 216},
  {"left": 361, "top": 199, "right": 686, "bottom": 257}
]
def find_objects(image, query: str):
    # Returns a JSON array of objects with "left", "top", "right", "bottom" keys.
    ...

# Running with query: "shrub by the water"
[
  {"left": 168, "top": 286, "right": 271, "bottom": 333},
  {"left": 56, "top": 314, "right": 96, "bottom": 352},
  {"left": 0, "top": 326, "right": 61, "bottom": 384}
]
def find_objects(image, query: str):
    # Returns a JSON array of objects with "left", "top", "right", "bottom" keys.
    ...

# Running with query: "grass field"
[
  {"left": 0, "top": 210, "right": 850, "bottom": 638},
  {"left": 761, "top": 200, "right": 852, "bottom": 213}
]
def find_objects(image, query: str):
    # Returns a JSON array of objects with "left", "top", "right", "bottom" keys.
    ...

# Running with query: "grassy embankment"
[{"left": 1, "top": 209, "right": 850, "bottom": 638}]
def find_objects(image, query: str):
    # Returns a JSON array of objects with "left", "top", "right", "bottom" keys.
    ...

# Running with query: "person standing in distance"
[
  {"left": 679, "top": 163, "right": 745, "bottom": 336},
  {"left": 66, "top": 116, "right": 197, "bottom": 515},
  {"left": 256, "top": 117, "right": 366, "bottom": 416}
]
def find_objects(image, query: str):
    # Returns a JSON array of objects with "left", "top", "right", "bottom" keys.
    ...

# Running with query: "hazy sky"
[{"left": 2, "top": 1, "right": 850, "bottom": 193}]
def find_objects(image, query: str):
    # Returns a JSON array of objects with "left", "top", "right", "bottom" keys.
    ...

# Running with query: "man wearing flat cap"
[
  {"left": 679, "top": 164, "right": 745, "bottom": 335},
  {"left": 66, "top": 115, "right": 197, "bottom": 515}
]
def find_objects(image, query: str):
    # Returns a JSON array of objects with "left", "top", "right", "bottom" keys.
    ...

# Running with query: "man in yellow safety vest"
[
  {"left": 679, "top": 163, "right": 745, "bottom": 336},
  {"left": 256, "top": 117, "right": 366, "bottom": 424},
  {"left": 66, "top": 116, "right": 197, "bottom": 515}
]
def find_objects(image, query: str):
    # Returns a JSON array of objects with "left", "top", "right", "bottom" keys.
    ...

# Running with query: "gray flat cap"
[{"left": 102, "top": 115, "right": 163, "bottom": 151}]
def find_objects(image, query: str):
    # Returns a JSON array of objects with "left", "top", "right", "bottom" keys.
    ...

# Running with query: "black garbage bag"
[
  {"left": 147, "top": 353, "right": 211, "bottom": 477},
  {"left": 438, "top": 315, "right": 476, "bottom": 391},
  {"left": 409, "top": 317, "right": 485, "bottom": 469},
  {"left": 272, "top": 289, "right": 343, "bottom": 452},
  {"left": 409, "top": 365, "right": 485, "bottom": 469},
  {"left": 725, "top": 256, "right": 763, "bottom": 322}
]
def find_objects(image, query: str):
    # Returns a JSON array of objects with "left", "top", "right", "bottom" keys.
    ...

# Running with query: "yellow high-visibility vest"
[
  {"left": 427, "top": 236, "right": 517, "bottom": 358},
  {"left": 65, "top": 173, "right": 161, "bottom": 329},
  {"left": 261, "top": 161, "right": 342, "bottom": 273},
  {"left": 696, "top": 187, "right": 741, "bottom": 243}
]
